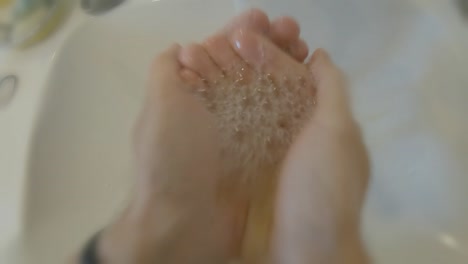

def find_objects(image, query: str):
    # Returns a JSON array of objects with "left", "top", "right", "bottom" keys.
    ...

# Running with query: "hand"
[
  {"left": 89, "top": 49, "right": 370, "bottom": 264},
  {"left": 272, "top": 49, "right": 370, "bottom": 264},
  {"left": 94, "top": 45, "right": 234, "bottom": 264},
  {"left": 75, "top": 8, "right": 313, "bottom": 263}
]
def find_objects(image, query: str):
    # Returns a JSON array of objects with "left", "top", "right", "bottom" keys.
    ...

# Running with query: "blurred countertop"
[{"left": 0, "top": 0, "right": 150, "bottom": 259}]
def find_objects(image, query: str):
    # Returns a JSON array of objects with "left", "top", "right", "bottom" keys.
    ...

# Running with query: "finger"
[
  {"left": 148, "top": 44, "right": 198, "bottom": 102},
  {"left": 223, "top": 8, "right": 270, "bottom": 35},
  {"left": 151, "top": 43, "right": 184, "bottom": 81},
  {"left": 270, "top": 16, "right": 300, "bottom": 48},
  {"left": 178, "top": 43, "right": 224, "bottom": 83},
  {"left": 230, "top": 29, "right": 304, "bottom": 78},
  {"left": 141, "top": 45, "right": 241, "bottom": 263},
  {"left": 290, "top": 38, "right": 309, "bottom": 62},
  {"left": 203, "top": 33, "right": 252, "bottom": 81},
  {"left": 307, "top": 48, "right": 353, "bottom": 124},
  {"left": 180, "top": 68, "right": 204, "bottom": 87},
  {"left": 270, "top": 17, "right": 309, "bottom": 62}
]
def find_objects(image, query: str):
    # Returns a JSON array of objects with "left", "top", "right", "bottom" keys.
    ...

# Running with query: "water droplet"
[
  {"left": 242, "top": 96, "right": 252, "bottom": 108},
  {"left": 262, "top": 101, "right": 272, "bottom": 111},
  {"left": 265, "top": 73, "right": 275, "bottom": 84},
  {"left": 297, "top": 76, "right": 306, "bottom": 87},
  {"left": 273, "top": 87, "right": 280, "bottom": 97},
  {"left": 266, "top": 138, "right": 276, "bottom": 151},
  {"left": 234, "top": 130, "right": 245, "bottom": 142},
  {"left": 277, "top": 119, "right": 288, "bottom": 129}
]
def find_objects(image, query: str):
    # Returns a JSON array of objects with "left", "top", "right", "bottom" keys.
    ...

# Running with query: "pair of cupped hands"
[{"left": 79, "top": 9, "right": 370, "bottom": 264}]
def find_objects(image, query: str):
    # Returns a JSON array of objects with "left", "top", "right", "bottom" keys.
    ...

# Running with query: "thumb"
[
  {"left": 147, "top": 44, "right": 193, "bottom": 101},
  {"left": 150, "top": 43, "right": 185, "bottom": 81},
  {"left": 307, "top": 49, "right": 353, "bottom": 125}
]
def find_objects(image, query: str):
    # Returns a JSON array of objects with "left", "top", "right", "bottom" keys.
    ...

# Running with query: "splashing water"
[{"left": 195, "top": 68, "right": 316, "bottom": 182}]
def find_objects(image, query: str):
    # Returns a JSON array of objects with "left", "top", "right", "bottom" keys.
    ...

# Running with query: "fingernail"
[
  {"left": 234, "top": 39, "right": 242, "bottom": 50},
  {"left": 230, "top": 29, "right": 260, "bottom": 63},
  {"left": 232, "top": 29, "right": 245, "bottom": 50}
]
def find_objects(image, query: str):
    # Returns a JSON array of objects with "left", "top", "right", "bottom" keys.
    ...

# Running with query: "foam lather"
[
  {"left": 195, "top": 69, "right": 316, "bottom": 260},
  {"left": 196, "top": 69, "right": 316, "bottom": 181}
]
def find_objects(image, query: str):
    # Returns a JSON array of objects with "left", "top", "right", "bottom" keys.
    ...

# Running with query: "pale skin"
[{"left": 73, "top": 9, "right": 370, "bottom": 264}]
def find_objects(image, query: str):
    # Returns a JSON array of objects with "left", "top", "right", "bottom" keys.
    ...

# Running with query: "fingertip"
[
  {"left": 316, "top": 48, "right": 333, "bottom": 69},
  {"left": 152, "top": 43, "right": 183, "bottom": 73},
  {"left": 170, "top": 43, "right": 182, "bottom": 52},
  {"left": 225, "top": 8, "right": 270, "bottom": 35},
  {"left": 271, "top": 16, "right": 301, "bottom": 41},
  {"left": 247, "top": 8, "right": 271, "bottom": 33},
  {"left": 307, "top": 48, "right": 330, "bottom": 67},
  {"left": 246, "top": 7, "right": 268, "bottom": 19},
  {"left": 307, "top": 49, "right": 351, "bottom": 121},
  {"left": 307, "top": 48, "right": 337, "bottom": 83},
  {"left": 161, "top": 43, "right": 183, "bottom": 61},
  {"left": 292, "top": 39, "right": 309, "bottom": 62}
]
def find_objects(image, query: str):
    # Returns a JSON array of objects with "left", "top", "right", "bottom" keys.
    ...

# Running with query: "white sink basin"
[{"left": 22, "top": 0, "right": 468, "bottom": 263}]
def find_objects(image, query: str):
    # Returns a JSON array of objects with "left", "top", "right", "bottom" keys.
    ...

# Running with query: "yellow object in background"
[
  {"left": 0, "top": 0, "right": 12, "bottom": 8},
  {"left": 0, "top": 0, "right": 72, "bottom": 48},
  {"left": 14, "top": 0, "right": 70, "bottom": 49}
]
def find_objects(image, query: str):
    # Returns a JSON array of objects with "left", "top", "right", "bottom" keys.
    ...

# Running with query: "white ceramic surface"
[{"left": 16, "top": 0, "right": 468, "bottom": 263}]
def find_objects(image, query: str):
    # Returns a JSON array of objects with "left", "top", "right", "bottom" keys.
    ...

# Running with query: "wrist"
[
  {"left": 95, "top": 201, "right": 197, "bottom": 264},
  {"left": 93, "top": 198, "right": 229, "bottom": 264},
  {"left": 329, "top": 215, "right": 369, "bottom": 264},
  {"left": 336, "top": 232, "right": 369, "bottom": 264},
  {"left": 96, "top": 210, "right": 158, "bottom": 264}
]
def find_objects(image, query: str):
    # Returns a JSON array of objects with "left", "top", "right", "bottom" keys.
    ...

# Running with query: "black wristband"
[{"left": 80, "top": 231, "right": 102, "bottom": 264}]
